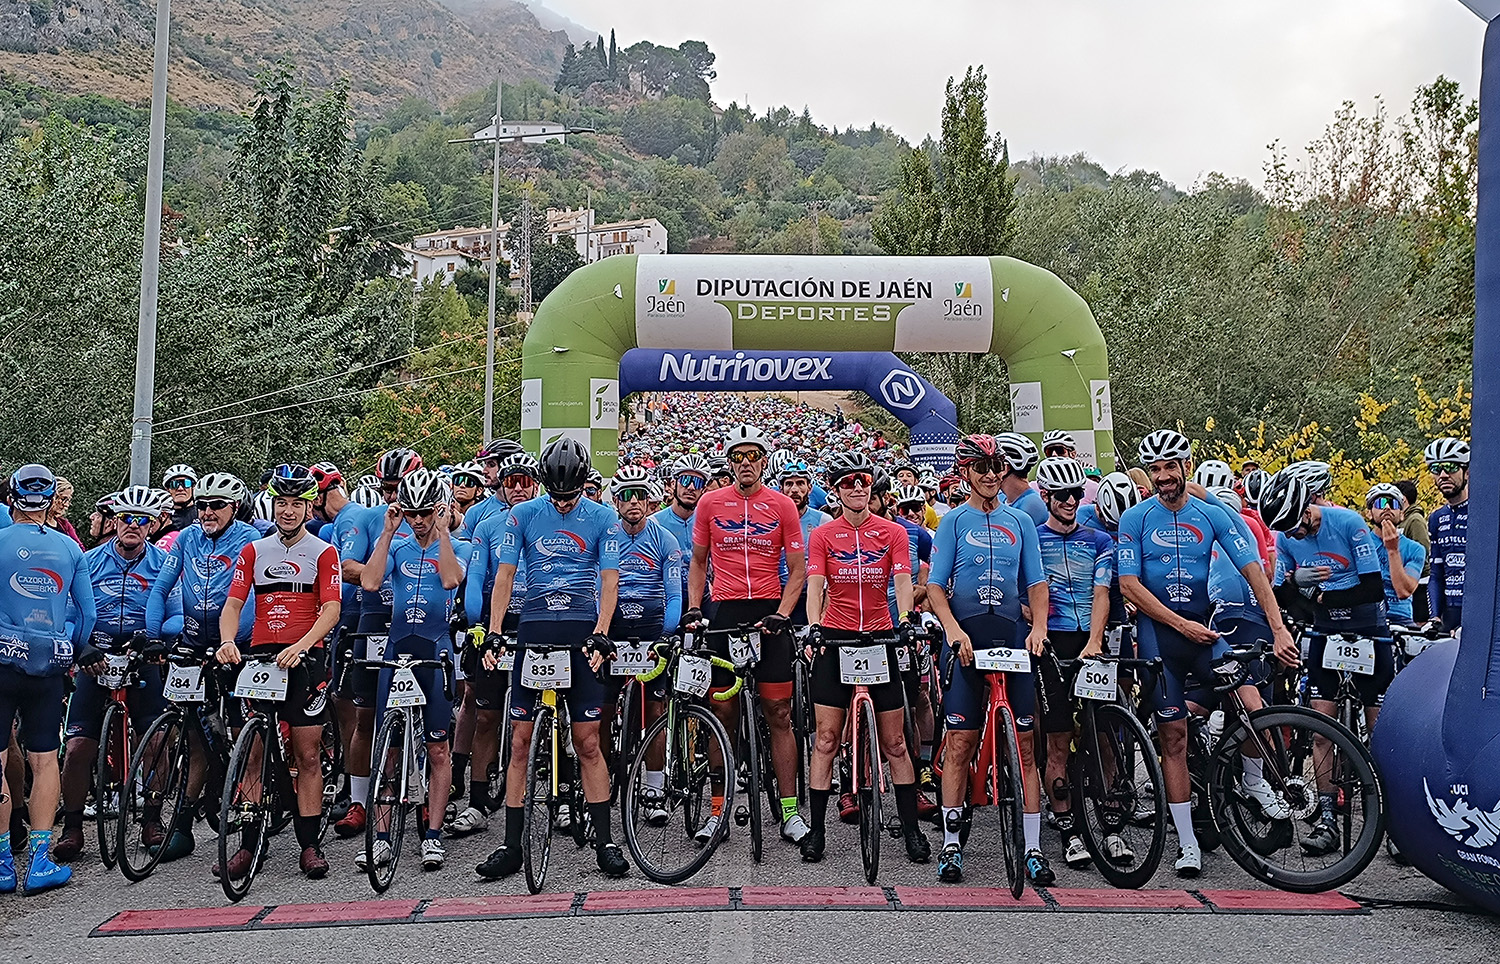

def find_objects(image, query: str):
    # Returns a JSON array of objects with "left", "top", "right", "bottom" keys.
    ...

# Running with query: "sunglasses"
[
  {"left": 196, "top": 498, "right": 234, "bottom": 511},
  {"left": 1044, "top": 446, "right": 1072, "bottom": 457},
  {"left": 403, "top": 508, "right": 436, "bottom": 519},
  {"left": 676, "top": 474, "right": 707, "bottom": 489},
  {"left": 727, "top": 450, "right": 764, "bottom": 465},
  {"left": 119, "top": 513, "right": 154, "bottom": 528},
  {"left": 1368, "top": 495, "right": 1402, "bottom": 510},
  {"left": 615, "top": 487, "right": 651, "bottom": 502},
  {"left": 1049, "top": 487, "right": 1086, "bottom": 503},
  {"left": 583, "top": 485, "right": 602, "bottom": 497},
  {"left": 165, "top": 478, "right": 193, "bottom": 490},
  {"left": 1430, "top": 462, "right": 1464, "bottom": 475},
  {"left": 947, "top": 494, "right": 966, "bottom": 504},
  {"left": 504, "top": 474, "right": 536, "bottom": 487},
  {"left": 453, "top": 474, "right": 483, "bottom": 487},
  {"left": 836, "top": 472, "right": 873, "bottom": 490}
]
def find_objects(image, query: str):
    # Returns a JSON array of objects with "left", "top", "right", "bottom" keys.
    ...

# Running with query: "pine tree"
[{"left": 608, "top": 29, "right": 618, "bottom": 79}]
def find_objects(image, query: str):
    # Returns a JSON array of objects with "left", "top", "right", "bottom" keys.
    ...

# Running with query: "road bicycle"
[
  {"left": 702, "top": 623, "right": 780, "bottom": 862},
  {"left": 91, "top": 645, "right": 151, "bottom": 871},
  {"left": 517, "top": 642, "right": 594, "bottom": 894}
]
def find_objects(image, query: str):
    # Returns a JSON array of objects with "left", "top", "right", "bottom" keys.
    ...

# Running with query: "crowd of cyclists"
[{"left": 0, "top": 389, "right": 1470, "bottom": 898}]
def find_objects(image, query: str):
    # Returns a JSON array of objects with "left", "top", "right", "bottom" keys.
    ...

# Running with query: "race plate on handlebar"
[
  {"left": 234, "top": 663, "right": 289, "bottom": 700},
  {"left": 610, "top": 640, "right": 653, "bottom": 676},
  {"left": 521, "top": 649, "right": 570, "bottom": 690},
  {"left": 1073, "top": 659, "right": 1117, "bottom": 702},
  {"left": 973, "top": 647, "right": 1030, "bottom": 674},
  {"left": 163, "top": 664, "right": 206, "bottom": 702},
  {"left": 675, "top": 654, "right": 712, "bottom": 696},
  {"left": 387, "top": 666, "right": 427, "bottom": 707},
  {"left": 1321, "top": 634, "right": 1375, "bottom": 675},
  {"left": 839, "top": 644, "right": 890, "bottom": 685}
]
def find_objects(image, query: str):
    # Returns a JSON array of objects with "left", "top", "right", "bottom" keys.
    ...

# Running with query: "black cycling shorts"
[
  {"left": 0, "top": 668, "right": 65, "bottom": 753},
  {"left": 810, "top": 629, "right": 906, "bottom": 713},
  {"left": 709, "top": 599, "right": 793, "bottom": 698}
]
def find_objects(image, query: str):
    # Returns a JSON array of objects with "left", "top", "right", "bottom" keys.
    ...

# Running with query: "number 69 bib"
[{"left": 235, "top": 663, "right": 290, "bottom": 700}]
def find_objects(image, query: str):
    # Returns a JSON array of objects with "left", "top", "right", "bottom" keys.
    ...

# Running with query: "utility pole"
[
  {"left": 482, "top": 74, "right": 501, "bottom": 444},
  {"left": 128, "top": 0, "right": 172, "bottom": 485},
  {"left": 518, "top": 186, "right": 534, "bottom": 316}
]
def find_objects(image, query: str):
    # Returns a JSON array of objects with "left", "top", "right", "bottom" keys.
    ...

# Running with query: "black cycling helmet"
[
  {"left": 871, "top": 466, "right": 892, "bottom": 497},
  {"left": 478, "top": 438, "right": 525, "bottom": 463},
  {"left": 824, "top": 452, "right": 875, "bottom": 487},
  {"left": 267, "top": 463, "right": 318, "bottom": 501},
  {"left": 1260, "top": 470, "right": 1313, "bottom": 533},
  {"left": 539, "top": 437, "right": 591, "bottom": 497}
]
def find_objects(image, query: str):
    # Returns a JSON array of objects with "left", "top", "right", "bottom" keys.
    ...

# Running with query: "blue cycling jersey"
[
  {"left": 384, "top": 535, "right": 466, "bottom": 641},
  {"left": 781, "top": 506, "right": 831, "bottom": 585},
  {"left": 464, "top": 503, "right": 528, "bottom": 626},
  {"left": 1008, "top": 487, "right": 1050, "bottom": 526},
  {"left": 1115, "top": 495, "right": 1257, "bottom": 618},
  {"left": 1377, "top": 532, "right": 1427, "bottom": 624},
  {"left": 499, "top": 497, "right": 621, "bottom": 622},
  {"left": 615, "top": 518, "right": 684, "bottom": 628},
  {"left": 356, "top": 506, "right": 410, "bottom": 629},
  {"left": 462, "top": 494, "right": 507, "bottom": 539},
  {"left": 146, "top": 520, "right": 258, "bottom": 647},
  {"left": 329, "top": 501, "right": 369, "bottom": 630},
  {"left": 0, "top": 523, "right": 95, "bottom": 676},
  {"left": 928, "top": 502, "right": 1045, "bottom": 624},
  {"left": 1036, "top": 523, "right": 1114, "bottom": 633},
  {"left": 1428, "top": 500, "right": 1466, "bottom": 625},
  {"left": 651, "top": 504, "right": 695, "bottom": 595},
  {"left": 0, "top": 505, "right": 10, "bottom": 528},
  {"left": 1274, "top": 506, "right": 1381, "bottom": 592},
  {"left": 1209, "top": 544, "right": 1265, "bottom": 623},
  {"left": 1076, "top": 503, "right": 1102, "bottom": 530},
  {"left": 887, "top": 517, "right": 932, "bottom": 622},
  {"left": 80, "top": 539, "right": 182, "bottom": 642}
]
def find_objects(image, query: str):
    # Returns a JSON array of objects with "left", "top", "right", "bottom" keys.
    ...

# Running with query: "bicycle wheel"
[
  {"left": 791, "top": 661, "right": 812, "bottom": 803},
  {"left": 96, "top": 701, "right": 128, "bottom": 870},
  {"left": 1185, "top": 715, "right": 1221, "bottom": 851},
  {"left": 219, "top": 716, "right": 272, "bottom": 902},
  {"left": 319, "top": 711, "right": 343, "bottom": 844},
  {"left": 1211, "top": 705, "right": 1384, "bottom": 892},
  {"left": 856, "top": 698, "right": 882, "bottom": 884},
  {"left": 615, "top": 680, "right": 641, "bottom": 807},
  {"left": 995, "top": 706, "right": 1027, "bottom": 899},
  {"left": 366, "top": 710, "right": 408, "bottom": 893},
  {"left": 1071, "top": 703, "right": 1167, "bottom": 889},
  {"left": 522, "top": 704, "right": 555, "bottom": 894},
  {"left": 740, "top": 699, "right": 763, "bottom": 862},
  {"left": 119, "top": 707, "right": 188, "bottom": 882},
  {"left": 625, "top": 704, "right": 735, "bottom": 883}
]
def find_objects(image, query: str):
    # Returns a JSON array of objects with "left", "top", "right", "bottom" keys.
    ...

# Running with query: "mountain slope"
[{"left": 0, "top": 0, "right": 569, "bottom": 110}]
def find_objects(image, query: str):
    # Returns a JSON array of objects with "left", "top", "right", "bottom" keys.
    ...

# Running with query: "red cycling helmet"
[
  {"left": 953, "top": 434, "right": 1000, "bottom": 469},
  {"left": 310, "top": 461, "right": 344, "bottom": 492}
]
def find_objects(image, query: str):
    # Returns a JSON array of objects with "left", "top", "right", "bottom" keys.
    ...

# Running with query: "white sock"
[
  {"left": 943, "top": 807, "right": 963, "bottom": 847},
  {"left": 350, "top": 775, "right": 370, "bottom": 807},
  {"left": 1023, "top": 811, "right": 1041, "bottom": 852},
  {"left": 1169, "top": 801, "right": 1198, "bottom": 851},
  {"left": 1241, "top": 754, "right": 1264, "bottom": 786},
  {"left": 645, "top": 770, "right": 665, "bottom": 791}
]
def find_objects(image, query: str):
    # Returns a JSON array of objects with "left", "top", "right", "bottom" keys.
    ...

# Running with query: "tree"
[{"left": 608, "top": 30, "right": 618, "bottom": 79}]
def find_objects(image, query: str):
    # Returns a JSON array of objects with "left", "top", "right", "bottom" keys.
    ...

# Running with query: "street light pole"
[
  {"left": 128, "top": 0, "right": 172, "bottom": 485},
  {"left": 483, "top": 74, "right": 501, "bottom": 444}
]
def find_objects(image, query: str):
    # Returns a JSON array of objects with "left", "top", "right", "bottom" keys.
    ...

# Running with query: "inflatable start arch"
[{"left": 521, "top": 254, "right": 1115, "bottom": 475}]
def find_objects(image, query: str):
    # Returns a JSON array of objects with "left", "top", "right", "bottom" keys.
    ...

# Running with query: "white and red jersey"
[
  {"left": 228, "top": 532, "right": 341, "bottom": 648},
  {"left": 693, "top": 483, "right": 804, "bottom": 601},
  {"left": 806, "top": 514, "right": 911, "bottom": 632}
]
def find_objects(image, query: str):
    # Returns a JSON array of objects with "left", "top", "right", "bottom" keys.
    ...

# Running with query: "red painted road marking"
[
  {"left": 95, "top": 905, "right": 266, "bottom": 934},
  {"left": 895, "top": 886, "right": 1046, "bottom": 909},
  {"left": 425, "top": 894, "right": 576, "bottom": 918},
  {"left": 260, "top": 899, "right": 421, "bottom": 925},
  {"left": 738, "top": 886, "right": 889, "bottom": 908},
  {"left": 1047, "top": 887, "right": 1205, "bottom": 911},
  {"left": 1199, "top": 889, "right": 1363, "bottom": 913},
  {"left": 582, "top": 887, "right": 732, "bottom": 913}
]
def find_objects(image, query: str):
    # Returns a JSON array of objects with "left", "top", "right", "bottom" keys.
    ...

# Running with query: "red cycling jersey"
[
  {"left": 693, "top": 483, "right": 804, "bottom": 601},
  {"left": 1240, "top": 507, "right": 1275, "bottom": 570},
  {"left": 228, "top": 532, "right": 342, "bottom": 648},
  {"left": 806, "top": 513, "right": 911, "bottom": 632}
]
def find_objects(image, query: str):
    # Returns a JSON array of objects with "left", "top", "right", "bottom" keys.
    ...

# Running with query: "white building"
[
  {"left": 392, "top": 244, "right": 474, "bottom": 286},
  {"left": 473, "top": 114, "right": 567, "bottom": 145},
  {"left": 409, "top": 225, "right": 498, "bottom": 256},
  {"left": 545, "top": 208, "right": 668, "bottom": 261}
]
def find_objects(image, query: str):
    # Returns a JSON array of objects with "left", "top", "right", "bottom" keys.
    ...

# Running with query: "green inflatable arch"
[{"left": 520, "top": 254, "right": 1114, "bottom": 475}]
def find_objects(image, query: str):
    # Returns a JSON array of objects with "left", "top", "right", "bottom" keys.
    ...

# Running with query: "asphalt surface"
[{"left": 3, "top": 801, "right": 1498, "bottom": 964}]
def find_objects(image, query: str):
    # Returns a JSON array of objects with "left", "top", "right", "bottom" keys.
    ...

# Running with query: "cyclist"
[
  {"left": 684, "top": 424, "right": 810, "bottom": 846},
  {"left": 1041, "top": 431, "right": 1099, "bottom": 504},
  {"left": 584, "top": 468, "right": 605, "bottom": 503},
  {"left": 1364, "top": 483, "right": 1427, "bottom": 628},
  {"left": 995, "top": 432, "right": 1048, "bottom": 525},
  {"left": 1115, "top": 430, "right": 1297, "bottom": 878},
  {"left": 653, "top": 454, "right": 710, "bottom": 587},
  {"left": 801, "top": 453, "right": 931, "bottom": 865},
  {"left": 161, "top": 464, "right": 199, "bottom": 535},
  {"left": 1263, "top": 471, "right": 1392, "bottom": 855},
  {"left": 0, "top": 465, "right": 96, "bottom": 893},
  {"left": 889, "top": 483, "right": 938, "bottom": 818},
  {"left": 1424, "top": 438, "right": 1468, "bottom": 632},
  {"left": 476, "top": 438, "right": 628, "bottom": 880},
  {"left": 54, "top": 485, "right": 182, "bottom": 862},
  {"left": 359, "top": 469, "right": 465, "bottom": 871},
  {"left": 144, "top": 472, "right": 259, "bottom": 861},
  {"left": 925, "top": 434, "right": 1052, "bottom": 885},
  {"left": 451, "top": 450, "right": 537, "bottom": 837},
  {"left": 468, "top": 439, "right": 525, "bottom": 534},
  {"left": 777, "top": 459, "right": 830, "bottom": 625},
  {"left": 450, "top": 461, "right": 487, "bottom": 533},
  {"left": 215, "top": 464, "right": 343, "bottom": 880},
  {"left": 604, "top": 464, "right": 683, "bottom": 825},
  {"left": 1031, "top": 457, "right": 1117, "bottom": 870}
]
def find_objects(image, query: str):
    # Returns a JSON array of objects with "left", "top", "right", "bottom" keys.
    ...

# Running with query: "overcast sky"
[{"left": 540, "top": 0, "right": 1485, "bottom": 190}]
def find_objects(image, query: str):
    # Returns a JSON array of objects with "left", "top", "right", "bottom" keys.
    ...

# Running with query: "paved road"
[{"left": 3, "top": 805, "right": 1497, "bottom": 964}]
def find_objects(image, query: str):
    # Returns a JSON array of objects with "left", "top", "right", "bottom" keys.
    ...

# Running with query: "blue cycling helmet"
[{"left": 10, "top": 464, "right": 56, "bottom": 512}]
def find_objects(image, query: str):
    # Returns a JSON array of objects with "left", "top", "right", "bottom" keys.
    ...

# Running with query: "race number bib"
[
  {"left": 235, "top": 663, "right": 290, "bottom": 700},
  {"left": 521, "top": 649, "right": 571, "bottom": 690},
  {"left": 839, "top": 645, "right": 890, "bottom": 685},
  {"left": 1073, "top": 659, "right": 1118, "bottom": 702},
  {"left": 495, "top": 648, "right": 516, "bottom": 672},
  {"left": 366, "top": 635, "right": 389, "bottom": 661},
  {"left": 675, "top": 654, "right": 712, "bottom": 696},
  {"left": 729, "top": 630, "right": 761, "bottom": 666},
  {"left": 973, "top": 648, "right": 1031, "bottom": 673},
  {"left": 163, "top": 665, "right": 206, "bottom": 703},
  {"left": 896, "top": 646, "right": 913, "bottom": 673},
  {"left": 610, "top": 640, "right": 654, "bottom": 677},
  {"left": 98, "top": 654, "right": 132, "bottom": 690},
  {"left": 387, "top": 667, "right": 426, "bottom": 708},
  {"left": 1322, "top": 635, "right": 1375, "bottom": 676}
]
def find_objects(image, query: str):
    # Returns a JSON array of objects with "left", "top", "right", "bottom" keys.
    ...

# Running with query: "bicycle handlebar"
[
  {"left": 636, "top": 635, "right": 742, "bottom": 700},
  {"left": 352, "top": 653, "right": 458, "bottom": 701}
]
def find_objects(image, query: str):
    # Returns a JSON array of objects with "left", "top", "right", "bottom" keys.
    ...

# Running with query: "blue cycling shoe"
[{"left": 937, "top": 843, "right": 964, "bottom": 883}]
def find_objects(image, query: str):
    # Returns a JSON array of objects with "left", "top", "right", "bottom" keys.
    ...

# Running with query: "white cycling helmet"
[
  {"left": 396, "top": 468, "right": 450, "bottom": 512},
  {"left": 1194, "top": 459, "right": 1235, "bottom": 489},
  {"left": 350, "top": 485, "right": 382, "bottom": 508},
  {"left": 765, "top": 450, "right": 796, "bottom": 478},
  {"left": 196, "top": 472, "right": 247, "bottom": 503},
  {"left": 1035, "top": 456, "right": 1088, "bottom": 492},
  {"left": 357, "top": 474, "right": 380, "bottom": 490},
  {"left": 994, "top": 432, "right": 1040, "bottom": 475},
  {"left": 162, "top": 463, "right": 197, "bottom": 486},
  {"left": 1280, "top": 460, "right": 1332, "bottom": 496},
  {"left": 612, "top": 464, "right": 652, "bottom": 488},
  {"left": 252, "top": 489, "right": 276, "bottom": 521},
  {"left": 1094, "top": 472, "right": 1141, "bottom": 528},
  {"left": 1423, "top": 437, "right": 1470, "bottom": 466},
  {"left": 1042, "top": 430, "right": 1076, "bottom": 452},
  {"left": 1137, "top": 429, "right": 1193, "bottom": 465},
  {"left": 1240, "top": 469, "right": 1270, "bottom": 509},
  {"left": 112, "top": 485, "right": 171, "bottom": 516},
  {"left": 1260, "top": 471, "right": 1313, "bottom": 533},
  {"left": 892, "top": 484, "right": 927, "bottom": 507},
  {"left": 1365, "top": 482, "right": 1407, "bottom": 508},
  {"left": 724, "top": 424, "right": 770, "bottom": 455},
  {"left": 919, "top": 474, "right": 940, "bottom": 493},
  {"left": 1208, "top": 485, "right": 1243, "bottom": 513}
]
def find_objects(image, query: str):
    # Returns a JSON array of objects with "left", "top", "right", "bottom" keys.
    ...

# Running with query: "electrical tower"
[{"left": 518, "top": 186, "right": 534, "bottom": 316}]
